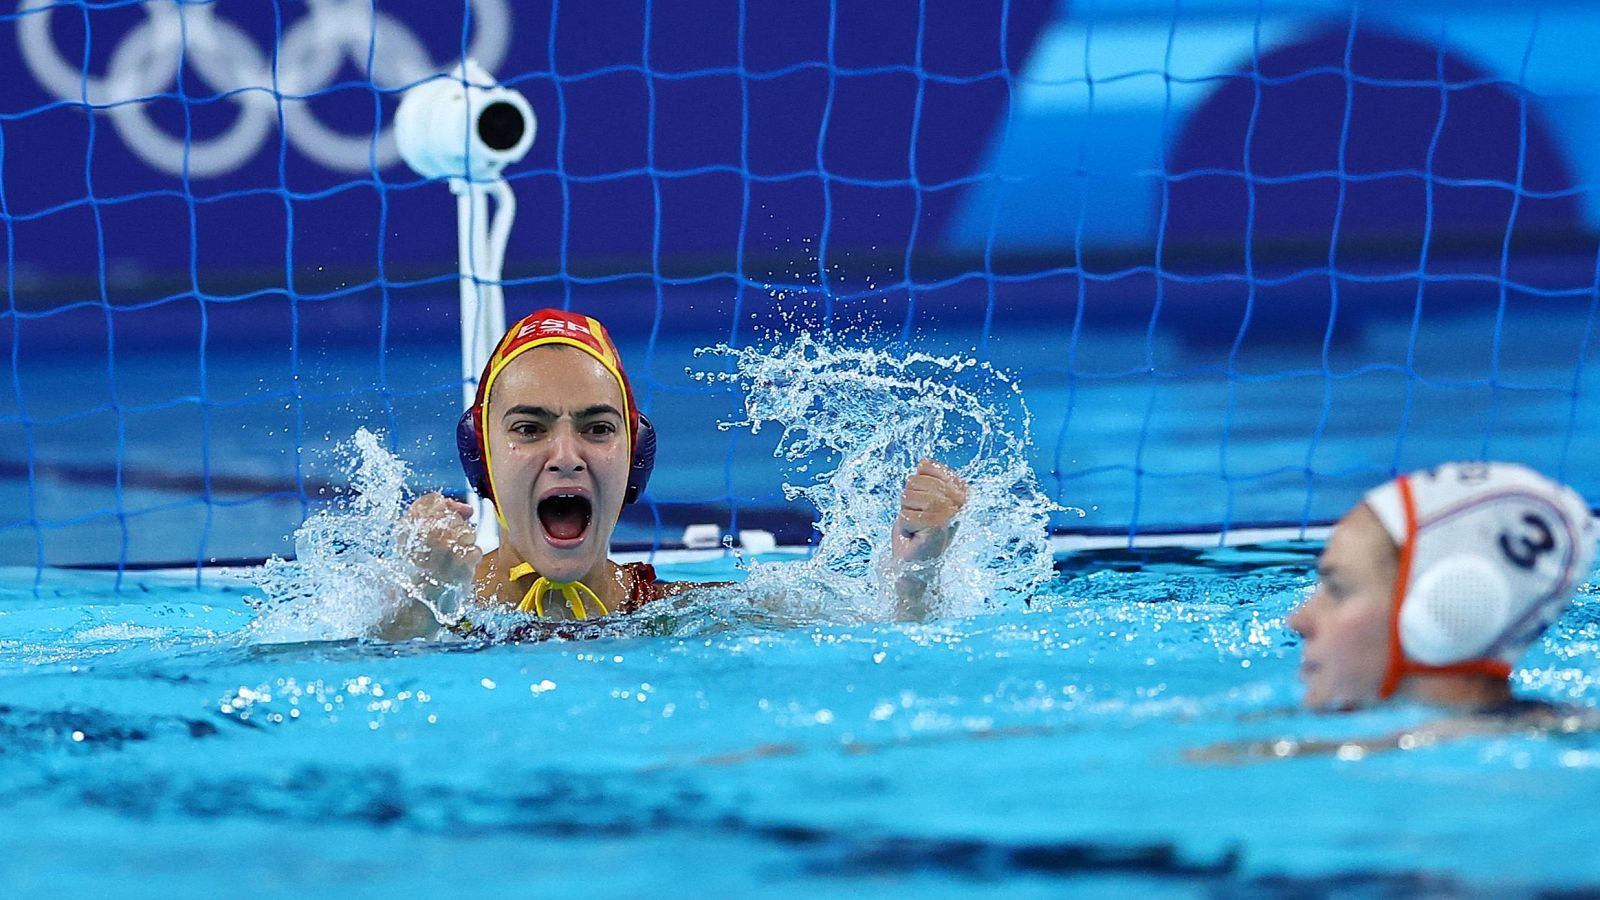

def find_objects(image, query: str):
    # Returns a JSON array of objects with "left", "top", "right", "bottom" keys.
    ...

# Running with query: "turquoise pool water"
[
  {"left": 3, "top": 549, "right": 1599, "bottom": 896},
  {"left": 6, "top": 285, "right": 1600, "bottom": 895}
]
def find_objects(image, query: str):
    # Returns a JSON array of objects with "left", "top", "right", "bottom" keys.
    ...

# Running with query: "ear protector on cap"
[
  {"left": 458, "top": 407, "right": 655, "bottom": 505},
  {"left": 1398, "top": 554, "right": 1514, "bottom": 666}
]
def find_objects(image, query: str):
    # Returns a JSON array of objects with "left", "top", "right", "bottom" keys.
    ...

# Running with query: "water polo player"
[
  {"left": 1291, "top": 461, "right": 1597, "bottom": 712},
  {"left": 390, "top": 308, "right": 968, "bottom": 635}
]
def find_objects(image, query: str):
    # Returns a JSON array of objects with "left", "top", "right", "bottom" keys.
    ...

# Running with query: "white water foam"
[
  {"left": 695, "top": 330, "right": 1059, "bottom": 622},
  {"left": 247, "top": 333, "right": 1056, "bottom": 642},
  {"left": 245, "top": 428, "right": 465, "bottom": 644}
]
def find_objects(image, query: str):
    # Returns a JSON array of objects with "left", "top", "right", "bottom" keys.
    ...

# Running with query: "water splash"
[
  {"left": 695, "top": 331, "right": 1059, "bottom": 622},
  {"left": 244, "top": 335, "right": 1056, "bottom": 642},
  {"left": 245, "top": 428, "right": 462, "bottom": 644}
]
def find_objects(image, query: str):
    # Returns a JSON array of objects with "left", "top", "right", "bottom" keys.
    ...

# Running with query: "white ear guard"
[
  {"left": 1399, "top": 554, "right": 1513, "bottom": 666},
  {"left": 1365, "top": 462, "right": 1597, "bottom": 672}
]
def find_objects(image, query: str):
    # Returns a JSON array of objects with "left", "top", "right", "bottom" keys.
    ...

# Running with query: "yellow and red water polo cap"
[{"left": 472, "top": 308, "right": 641, "bottom": 475}]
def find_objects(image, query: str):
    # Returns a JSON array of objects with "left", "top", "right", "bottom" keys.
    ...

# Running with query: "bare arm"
[
  {"left": 885, "top": 459, "right": 969, "bottom": 622},
  {"left": 378, "top": 492, "right": 482, "bottom": 640}
]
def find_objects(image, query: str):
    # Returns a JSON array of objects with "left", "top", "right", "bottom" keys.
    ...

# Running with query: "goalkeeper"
[{"left": 385, "top": 308, "right": 967, "bottom": 637}]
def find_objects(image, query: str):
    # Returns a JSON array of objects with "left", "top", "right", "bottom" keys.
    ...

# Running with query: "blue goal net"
[{"left": 3, "top": 0, "right": 1598, "bottom": 573}]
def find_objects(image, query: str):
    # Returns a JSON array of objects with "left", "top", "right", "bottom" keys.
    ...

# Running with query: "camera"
[{"left": 395, "top": 59, "right": 535, "bottom": 181}]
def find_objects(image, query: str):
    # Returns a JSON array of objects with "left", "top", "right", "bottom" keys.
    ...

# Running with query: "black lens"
[{"left": 477, "top": 101, "right": 525, "bottom": 151}]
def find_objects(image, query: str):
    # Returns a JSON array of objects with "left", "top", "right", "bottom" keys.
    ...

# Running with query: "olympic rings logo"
[{"left": 16, "top": 0, "right": 511, "bottom": 178}]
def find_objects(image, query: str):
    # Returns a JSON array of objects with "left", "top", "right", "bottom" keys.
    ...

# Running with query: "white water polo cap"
[{"left": 1363, "top": 462, "right": 1596, "bottom": 696}]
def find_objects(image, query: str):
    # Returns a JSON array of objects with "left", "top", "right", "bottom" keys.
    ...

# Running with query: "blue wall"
[
  {"left": 4, "top": 0, "right": 1597, "bottom": 297},
  {"left": 948, "top": 0, "right": 1600, "bottom": 254},
  {"left": 2, "top": 0, "right": 1052, "bottom": 293}
]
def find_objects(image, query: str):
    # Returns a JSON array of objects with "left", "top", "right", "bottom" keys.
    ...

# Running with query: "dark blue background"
[{"left": 1, "top": 1, "right": 1054, "bottom": 295}]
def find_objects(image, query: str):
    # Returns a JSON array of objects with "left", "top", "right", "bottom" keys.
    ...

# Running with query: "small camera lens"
[{"left": 477, "top": 102, "right": 525, "bottom": 151}]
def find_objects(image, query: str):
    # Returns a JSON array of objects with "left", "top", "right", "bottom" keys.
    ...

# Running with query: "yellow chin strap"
[{"left": 507, "top": 562, "right": 610, "bottom": 619}]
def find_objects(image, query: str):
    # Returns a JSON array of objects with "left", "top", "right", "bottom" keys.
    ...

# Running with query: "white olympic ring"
[{"left": 16, "top": 0, "right": 511, "bottom": 178}]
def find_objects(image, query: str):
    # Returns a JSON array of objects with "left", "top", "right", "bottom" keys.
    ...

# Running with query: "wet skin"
[
  {"left": 482, "top": 344, "right": 632, "bottom": 586},
  {"left": 396, "top": 347, "right": 972, "bottom": 626},
  {"left": 1288, "top": 504, "right": 1397, "bottom": 710}
]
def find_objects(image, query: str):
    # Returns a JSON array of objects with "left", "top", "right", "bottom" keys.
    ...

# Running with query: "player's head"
[
  {"left": 1290, "top": 462, "right": 1595, "bottom": 709},
  {"left": 457, "top": 309, "right": 656, "bottom": 581}
]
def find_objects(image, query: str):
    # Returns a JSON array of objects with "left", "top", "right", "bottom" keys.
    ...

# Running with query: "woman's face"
[
  {"left": 1287, "top": 504, "right": 1399, "bottom": 709},
  {"left": 484, "top": 345, "right": 631, "bottom": 583}
]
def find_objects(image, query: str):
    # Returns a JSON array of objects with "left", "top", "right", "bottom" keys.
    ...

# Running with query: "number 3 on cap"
[{"left": 1499, "top": 513, "right": 1556, "bottom": 570}]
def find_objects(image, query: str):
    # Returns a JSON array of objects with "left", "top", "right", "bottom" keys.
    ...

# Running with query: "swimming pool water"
[
  {"left": 6, "top": 282, "right": 1600, "bottom": 894},
  {"left": 3, "top": 549, "right": 1598, "bottom": 896}
]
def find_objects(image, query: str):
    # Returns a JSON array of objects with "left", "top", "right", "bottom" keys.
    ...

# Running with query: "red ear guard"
[{"left": 458, "top": 407, "right": 655, "bottom": 505}]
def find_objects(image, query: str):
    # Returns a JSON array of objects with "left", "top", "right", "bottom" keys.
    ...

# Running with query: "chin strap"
[
  {"left": 1378, "top": 476, "right": 1419, "bottom": 700},
  {"left": 507, "top": 562, "right": 610, "bottom": 619},
  {"left": 1378, "top": 475, "right": 1512, "bottom": 700}
]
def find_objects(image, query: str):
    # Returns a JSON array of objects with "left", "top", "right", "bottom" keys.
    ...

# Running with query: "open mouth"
[{"left": 537, "top": 494, "right": 593, "bottom": 544}]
